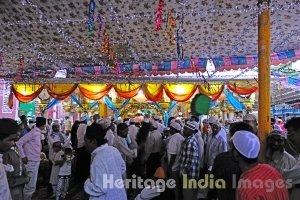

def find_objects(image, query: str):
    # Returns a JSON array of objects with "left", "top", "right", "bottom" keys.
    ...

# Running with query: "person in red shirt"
[{"left": 232, "top": 131, "right": 289, "bottom": 200}]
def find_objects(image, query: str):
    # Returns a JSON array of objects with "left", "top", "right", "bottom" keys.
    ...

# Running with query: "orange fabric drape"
[
  {"left": 163, "top": 84, "right": 197, "bottom": 102},
  {"left": 143, "top": 84, "right": 164, "bottom": 102},
  {"left": 114, "top": 84, "right": 141, "bottom": 98},
  {"left": 78, "top": 84, "right": 113, "bottom": 100},
  {"left": 45, "top": 84, "right": 78, "bottom": 100},
  {"left": 12, "top": 84, "right": 44, "bottom": 102},
  {"left": 227, "top": 83, "right": 258, "bottom": 95}
]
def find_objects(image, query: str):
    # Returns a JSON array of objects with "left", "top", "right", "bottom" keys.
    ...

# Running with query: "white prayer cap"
[
  {"left": 151, "top": 120, "right": 158, "bottom": 129},
  {"left": 143, "top": 118, "right": 150, "bottom": 123},
  {"left": 97, "top": 118, "right": 111, "bottom": 129},
  {"left": 52, "top": 138, "right": 61, "bottom": 145},
  {"left": 135, "top": 186, "right": 161, "bottom": 200},
  {"left": 202, "top": 119, "right": 209, "bottom": 123},
  {"left": 129, "top": 118, "right": 135, "bottom": 123},
  {"left": 243, "top": 114, "right": 257, "bottom": 121},
  {"left": 153, "top": 115, "right": 160, "bottom": 120},
  {"left": 170, "top": 122, "right": 181, "bottom": 131},
  {"left": 226, "top": 119, "right": 233, "bottom": 124},
  {"left": 232, "top": 131, "right": 260, "bottom": 159},
  {"left": 178, "top": 112, "right": 183, "bottom": 116},
  {"left": 184, "top": 121, "right": 196, "bottom": 131},
  {"left": 208, "top": 116, "right": 218, "bottom": 124},
  {"left": 191, "top": 121, "right": 199, "bottom": 131}
]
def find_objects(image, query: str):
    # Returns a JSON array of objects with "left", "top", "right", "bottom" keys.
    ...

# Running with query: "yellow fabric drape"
[
  {"left": 198, "top": 84, "right": 224, "bottom": 96},
  {"left": 45, "top": 84, "right": 78, "bottom": 100},
  {"left": 78, "top": 84, "right": 113, "bottom": 100},
  {"left": 114, "top": 84, "right": 141, "bottom": 98},
  {"left": 143, "top": 84, "right": 164, "bottom": 102},
  {"left": 12, "top": 84, "right": 44, "bottom": 102},
  {"left": 163, "top": 84, "right": 197, "bottom": 102}
]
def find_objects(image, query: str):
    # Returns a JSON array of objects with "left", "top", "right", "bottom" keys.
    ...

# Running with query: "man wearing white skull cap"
[{"left": 232, "top": 131, "right": 289, "bottom": 200}]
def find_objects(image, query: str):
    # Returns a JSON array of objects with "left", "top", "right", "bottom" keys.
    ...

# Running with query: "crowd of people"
[{"left": 0, "top": 112, "right": 300, "bottom": 200}]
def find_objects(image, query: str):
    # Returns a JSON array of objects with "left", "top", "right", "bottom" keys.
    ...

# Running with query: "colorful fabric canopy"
[
  {"left": 164, "top": 84, "right": 197, "bottom": 102},
  {"left": 78, "top": 84, "right": 112, "bottom": 100},
  {"left": 11, "top": 82, "right": 257, "bottom": 103}
]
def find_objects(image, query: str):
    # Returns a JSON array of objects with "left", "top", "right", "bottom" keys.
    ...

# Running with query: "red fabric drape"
[{"left": 227, "top": 83, "right": 257, "bottom": 95}]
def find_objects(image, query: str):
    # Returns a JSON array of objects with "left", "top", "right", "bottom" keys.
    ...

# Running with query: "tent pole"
[{"left": 258, "top": 0, "right": 271, "bottom": 161}]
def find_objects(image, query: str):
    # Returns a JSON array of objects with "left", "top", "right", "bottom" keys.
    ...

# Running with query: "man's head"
[
  {"left": 208, "top": 116, "right": 218, "bottom": 127},
  {"left": 0, "top": 119, "right": 20, "bottom": 153},
  {"left": 169, "top": 122, "right": 181, "bottom": 135},
  {"left": 84, "top": 123, "right": 107, "bottom": 153},
  {"left": 150, "top": 120, "right": 158, "bottom": 131},
  {"left": 129, "top": 118, "right": 135, "bottom": 125},
  {"left": 229, "top": 122, "right": 255, "bottom": 138},
  {"left": 183, "top": 121, "right": 196, "bottom": 137},
  {"left": 232, "top": 131, "right": 260, "bottom": 171},
  {"left": 243, "top": 114, "right": 257, "bottom": 134},
  {"left": 285, "top": 117, "right": 300, "bottom": 152},
  {"left": 47, "top": 118, "right": 52, "bottom": 125},
  {"left": 211, "top": 122, "right": 221, "bottom": 135},
  {"left": 190, "top": 115, "right": 199, "bottom": 123},
  {"left": 52, "top": 122, "right": 60, "bottom": 132},
  {"left": 36, "top": 117, "right": 47, "bottom": 130},
  {"left": 20, "top": 115, "right": 27, "bottom": 123},
  {"left": 267, "top": 130, "right": 286, "bottom": 152},
  {"left": 65, "top": 116, "right": 69, "bottom": 120},
  {"left": 93, "top": 114, "right": 100, "bottom": 123},
  {"left": 117, "top": 123, "right": 129, "bottom": 138}
]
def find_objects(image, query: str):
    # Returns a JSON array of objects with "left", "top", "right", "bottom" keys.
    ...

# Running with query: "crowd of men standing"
[{"left": 0, "top": 113, "right": 300, "bottom": 200}]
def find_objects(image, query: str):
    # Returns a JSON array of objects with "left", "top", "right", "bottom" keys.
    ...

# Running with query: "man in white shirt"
[
  {"left": 84, "top": 123, "right": 127, "bottom": 200},
  {"left": 205, "top": 121, "right": 228, "bottom": 172},
  {"left": 167, "top": 121, "right": 184, "bottom": 200},
  {"left": 0, "top": 119, "right": 20, "bottom": 200}
]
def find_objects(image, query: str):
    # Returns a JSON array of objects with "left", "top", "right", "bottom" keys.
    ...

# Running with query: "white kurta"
[{"left": 84, "top": 144, "right": 127, "bottom": 200}]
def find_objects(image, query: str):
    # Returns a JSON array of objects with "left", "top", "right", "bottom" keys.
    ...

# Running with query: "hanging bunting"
[
  {"left": 87, "top": 0, "right": 96, "bottom": 37},
  {"left": 165, "top": 9, "right": 176, "bottom": 45},
  {"left": 176, "top": 11, "right": 184, "bottom": 60},
  {"left": 96, "top": 15, "right": 103, "bottom": 39},
  {"left": 155, "top": 0, "right": 164, "bottom": 31},
  {"left": 101, "top": 29, "right": 116, "bottom": 68}
]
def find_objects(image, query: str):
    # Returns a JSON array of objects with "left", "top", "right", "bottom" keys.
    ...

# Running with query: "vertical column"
[{"left": 258, "top": 0, "right": 271, "bottom": 160}]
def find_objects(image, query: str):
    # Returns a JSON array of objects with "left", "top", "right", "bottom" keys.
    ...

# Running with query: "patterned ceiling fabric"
[
  {"left": 113, "top": 83, "right": 141, "bottom": 98},
  {"left": 0, "top": 0, "right": 300, "bottom": 80},
  {"left": 12, "top": 83, "right": 44, "bottom": 102},
  {"left": 163, "top": 83, "right": 197, "bottom": 102},
  {"left": 143, "top": 83, "right": 164, "bottom": 102},
  {"left": 78, "top": 83, "right": 113, "bottom": 100},
  {"left": 44, "top": 83, "right": 78, "bottom": 100}
]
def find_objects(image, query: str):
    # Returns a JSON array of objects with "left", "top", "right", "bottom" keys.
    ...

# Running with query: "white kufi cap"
[{"left": 232, "top": 131, "right": 260, "bottom": 159}]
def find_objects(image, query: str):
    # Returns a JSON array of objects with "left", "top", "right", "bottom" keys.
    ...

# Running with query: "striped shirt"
[
  {"left": 236, "top": 164, "right": 289, "bottom": 200},
  {"left": 179, "top": 134, "right": 200, "bottom": 179}
]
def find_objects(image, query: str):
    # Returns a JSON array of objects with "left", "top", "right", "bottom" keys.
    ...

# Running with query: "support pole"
[{"left": 258, "top": 0, "right": 271, "bottom": 161}]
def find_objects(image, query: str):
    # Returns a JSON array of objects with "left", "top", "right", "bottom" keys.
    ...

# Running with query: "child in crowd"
[
  {"left": 56, "top": 145, "right": 74, "bottom": 200},
  {"left": 3, "top": 145, "right": 30, "bottom": 200},
  {"left": 49, "top": 140, "right": 64, "bottom": 198}
]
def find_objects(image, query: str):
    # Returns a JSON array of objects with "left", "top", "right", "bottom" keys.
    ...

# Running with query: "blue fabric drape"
[
  {"left": 104, "top": 96, "right": 130, "bottom": 120},
  {"left": 90, "top": 101, "right": 98, "bottom": 109},
  {"left": 71, "top": 94, "right": 83, "bottom": 108},
  {"left": 224, "top": 89, "right": 245, "bottom": 111},
  {"left": 210, "top": 101, "right": 217, "bottom": 109},
  {"left": 44, "top": 98, "right": 59, "bottom": 111},
  {"left": 153, "top": 101, "right": 177, "bottom": 126}
]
